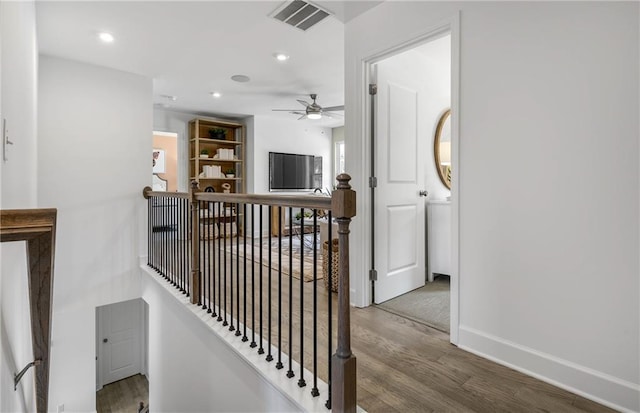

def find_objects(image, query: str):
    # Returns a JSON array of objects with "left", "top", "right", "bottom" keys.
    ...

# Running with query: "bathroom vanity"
[{"left": 427, "top": 200, "right": 451, "bottom": 282}]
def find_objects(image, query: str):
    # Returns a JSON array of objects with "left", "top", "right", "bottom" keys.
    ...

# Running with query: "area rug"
[
  {"left": 225, "top": 234, "right": 323, "bottom": 282},
  {"left": 377, "top": 275, "right": 450, "bottom": 333}
]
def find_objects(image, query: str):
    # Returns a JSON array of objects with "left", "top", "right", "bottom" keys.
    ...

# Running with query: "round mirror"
[{"left": 434, "top": 109, "right": 451, "bottom": 189}]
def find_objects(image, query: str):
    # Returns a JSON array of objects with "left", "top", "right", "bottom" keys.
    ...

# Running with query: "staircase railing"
[
  {"left": 0, "top": 208, "right": 57, "bottom": 413},
  {"left": 142, "top": 174, "right": 356, "bottom": 412}
]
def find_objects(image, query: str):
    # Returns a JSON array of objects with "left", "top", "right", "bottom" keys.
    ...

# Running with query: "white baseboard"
[{"left": 458, "top": 326, "right": 639, "bottom": 412}]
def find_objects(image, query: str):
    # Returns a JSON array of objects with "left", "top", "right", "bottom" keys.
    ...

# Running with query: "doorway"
[
  {"left": 366, "top": 27, "right": 457, "bottom": 337},
  {"left": 152, "top": 131, "right": 179, "bottom": 192},
  {"left": 95, "top": 299, "right": 148, "bottom": 391}
]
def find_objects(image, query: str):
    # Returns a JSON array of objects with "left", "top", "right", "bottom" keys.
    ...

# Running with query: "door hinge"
[
  {"left": 369, "top": 269, "right": 378, "bottom": 281},
  {"left": 369, "top": 84, "right": 377, "bottom": 95},
  {"left": 369, "top": 177, "right": 377, "bottom": 188}
]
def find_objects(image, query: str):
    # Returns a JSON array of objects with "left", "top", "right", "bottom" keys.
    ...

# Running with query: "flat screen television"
[{"left": 269, "top": 152, "right": 315, "bottom": 191}]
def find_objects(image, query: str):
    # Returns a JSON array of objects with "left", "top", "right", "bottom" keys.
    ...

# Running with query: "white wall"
[
  {"left": 0, "top": 1, "right": 38, "bottom": 411},
  {"left": 346, "top": 2, "right": 639, "bottom": 411},
  {"left": 38, "top": 56, "right": 152, "bottom": 412},
  {"left": 141, "top": 273, "right": 301, "bottom": 412},
  {"left": 252, "top": 116, "right": 332, "bottom": 194}
]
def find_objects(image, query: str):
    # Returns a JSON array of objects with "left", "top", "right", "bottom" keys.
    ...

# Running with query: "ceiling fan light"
[{"left": 307, "top": 112, "right": 322, "bottom": 120}]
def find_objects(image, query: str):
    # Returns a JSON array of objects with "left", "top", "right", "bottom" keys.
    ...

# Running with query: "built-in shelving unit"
[
  {"left": 189, "top": 117, "right": 245, "bottom": 237},
  {"left": 188, "top": 118, "right": 245, "bottom": 194}
]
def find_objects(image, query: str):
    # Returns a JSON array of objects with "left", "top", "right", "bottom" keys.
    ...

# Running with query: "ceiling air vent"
[{"left": 272, "top": 0, "right": 331, "bottom": 31}]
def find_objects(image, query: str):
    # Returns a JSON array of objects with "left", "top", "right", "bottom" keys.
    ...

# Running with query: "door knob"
[
  {"left": 419, "top": 190, "right": 428, "bottom": 197},
  {"left": 103, "top": 338, "right": 108, "bottom": 343}
]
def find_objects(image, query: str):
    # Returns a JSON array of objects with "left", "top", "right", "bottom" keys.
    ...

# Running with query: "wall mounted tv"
[{"left": 269, "top": 152, "right": 317, "bottom": 191}]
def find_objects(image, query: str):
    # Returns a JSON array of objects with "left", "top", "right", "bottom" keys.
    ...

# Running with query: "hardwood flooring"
[
  {"left": 150, "top": 241, "right": 615, "bottom": 413},
  {"left": 96, "top": 374, "right": 148, "bottom": 413}
]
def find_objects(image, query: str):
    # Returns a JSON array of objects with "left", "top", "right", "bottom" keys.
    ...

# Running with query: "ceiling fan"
[{"left": 272, "top": 94, "right": 344, "bottom": 120}]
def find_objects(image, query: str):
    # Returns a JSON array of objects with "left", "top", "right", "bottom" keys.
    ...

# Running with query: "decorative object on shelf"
[
  {"left": 225, "top": 168, "right": 235, "bottom": 178},
  {"left": 214, "top": 148, "right": 234, "bottom": 160},
  {"left": 204, "top": 186, "right": 215, "bottom": 192},
  {"left": 208, "top": 128, "right": 226, "bottom": 139},
  {"left": 200, "top": 149, "right": 209, "bottom": 158},
  {"left": 202, "top": 165, "right": 222, "bottom": 178},
  {"left": 221, "top": 182, "right": 231, "bottom": 193}
]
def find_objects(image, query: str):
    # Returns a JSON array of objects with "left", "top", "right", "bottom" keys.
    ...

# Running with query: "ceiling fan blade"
[
  {"left": 322, "top": 105, "right": 344, "bottom": 112},
  {"left": 323, "top": 111, "right": 344, "bottom": 119},
  {"left": 297, "top": 114, "right": 308, "bottom": 120},
  {"left": 272, "top": 109, "right": 300, "bottom": 112},
  {"left": 297, "top": 99, "right": 311, "bottom": 108}
]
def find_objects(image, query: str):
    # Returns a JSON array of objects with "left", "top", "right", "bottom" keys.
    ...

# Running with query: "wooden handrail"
[
  {"left": 0, "top": 208, "right": 57, "bottom": 413},
  {"left": 143, "top": 186, "right": 332, "bottom": 210}
]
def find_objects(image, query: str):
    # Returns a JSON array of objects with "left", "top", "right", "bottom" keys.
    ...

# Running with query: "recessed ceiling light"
[
  {"left": 211, "top": 92, "right": 222, "bottom": 98},
  {"left": 231, "top": 75, "right": 251, "bottom": 83},
  {"left": 274, "top": 53, "right": 289, "bottom": 61},
  {"left": 98, "top": 32, "right": 114, "bottom": 43}
]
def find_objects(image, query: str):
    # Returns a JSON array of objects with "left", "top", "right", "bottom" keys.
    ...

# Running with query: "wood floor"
[
  {"left": 149, "top": 242, "right": 615, "bottom": 413},
  {"left": 96, "top": 374, "right": 148, "bottom": 413}
]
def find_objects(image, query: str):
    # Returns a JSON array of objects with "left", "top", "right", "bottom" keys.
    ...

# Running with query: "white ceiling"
[{"left": 36, "top": 1, "right": 383, "bottom": 127}]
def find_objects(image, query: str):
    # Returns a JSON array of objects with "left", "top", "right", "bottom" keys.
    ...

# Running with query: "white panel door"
[
  {"left": 374, "top": 59, "right": 427, "bottom": 304},
  {"left": 99, "top": 299, "right": 142, "bottom": 386}
]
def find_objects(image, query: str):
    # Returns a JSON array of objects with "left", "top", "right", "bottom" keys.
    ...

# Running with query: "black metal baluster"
[
  {"left": 230, "top": 202, "right": 236, "bottom": 332},
  {"left": 177, "top": 199, "right": 181, "bottom": 291},
  {"left": 173, "top": 198, "right": 177, "bottom": 287},
  {"left": 185, "top": 198, "right": 190, "bottom": 297},
  {"left": 183, "top": 199, "right": 187, "bottom": 295},
  {"left": 235, "top": 202, "right": 240, "bottom": 336},
  {"left": 258, "top": 205, "right": 265, "bottom": 355},
  {"left": 287, "top": 207, "right": 294, "bottom": 379},
  {"left": 250, "top": 203, "right": 256, "bottom": 348},
  {"left": 211, "top": 200, "right": 217, "bottom": 318},
  {"left": 266, "top": 206, "right": 273, "bottom": 362},
  {"left": 223, "top": 203, "right": 228, "bottom": 327},
  {"left": 174, "top": 198, "right": 178, "bottom": 290},
  {"left": 207, "top": 202, "right": 212, "bottom": 311},
  {"left": 217, "top": 202, "right": 223, "bottom": 322},
  {"left": 325, "top": 211, "right": 333, "bottom": 410},
  {"left": 149, "top": 198, "right": 153, "bottom": 270},
  {"left": 276, "top": 206, "right": 283, "bottom": 370},
  {"left": 169, "top": 198, "right": 173, "bottom": 284},
  {"left": 162, "top": 198, "right": 167, "bottom": 279},
  {"left": 147, "top": 198, "right": 151, "bottom": 267},
  {"left": 311, "top": 211, "right": 319, "bottom": 397},
  {"left": 298, "top": 209, "right": 306, "bottom": 387},
  {"left": 201, "top": 202, "right": 207, "bottom": 308},
  {"left": 242, "top": 203, "right": 248, "bottom": 342}
]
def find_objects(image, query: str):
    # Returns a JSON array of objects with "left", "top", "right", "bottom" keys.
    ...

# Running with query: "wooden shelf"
[
  {"left": 191, "top": 138, "right": 243, "bottom": 145},
  {"left": 191, "top": 177, "right": 242, "bottom": 181},
  {"left": 192, "top": 158, "right": 242, "bottom": 162}
]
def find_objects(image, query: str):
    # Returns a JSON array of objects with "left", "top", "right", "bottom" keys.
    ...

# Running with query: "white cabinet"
[{"left": 427, "top": 200, "right": 451, "bottom": 281}]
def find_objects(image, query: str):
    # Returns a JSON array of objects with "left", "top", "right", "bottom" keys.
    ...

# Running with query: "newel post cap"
[{"left": 332, "top": 174, "right": 356, "bottom": 219}]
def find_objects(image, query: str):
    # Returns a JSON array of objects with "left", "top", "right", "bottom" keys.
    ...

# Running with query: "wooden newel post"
[
  {"left": 190, "top": 181, "right": 201, "bottom": 305},
  {"left": 331, "top": 173, "right": 357, "bottom": 413}
]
